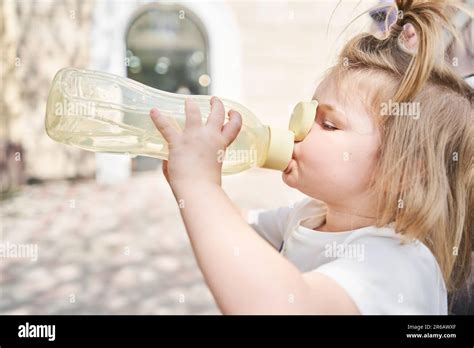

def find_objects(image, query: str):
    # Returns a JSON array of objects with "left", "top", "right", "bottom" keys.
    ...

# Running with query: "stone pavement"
[{"left": 0, "top": 166, "right": 304, "bottom": 314}]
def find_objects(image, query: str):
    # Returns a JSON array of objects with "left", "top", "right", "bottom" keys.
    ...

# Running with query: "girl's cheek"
[
  {"left": 298, "top": 135, "right": 335, "bottom": 177},
  {"left": 297, "top": 132, "right": 375, "bottom": 192},
  {"left": 300, "top": 129, "right": 342, "bottom": 166}
]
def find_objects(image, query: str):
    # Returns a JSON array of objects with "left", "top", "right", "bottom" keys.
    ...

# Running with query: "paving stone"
[{"left": 0, "top": 171, "right": 304, "bottom": 314}]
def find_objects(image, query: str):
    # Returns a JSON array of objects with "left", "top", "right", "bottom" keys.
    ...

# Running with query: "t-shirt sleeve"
[
  {"left": 246, "top": 205, "right": 293, "bottom": 250},
  {"left": 312, "top": 239, "right": 447, "bottom": 315},
  {"left": 314, "top": 258, "right": 384, "bottom": 314}
]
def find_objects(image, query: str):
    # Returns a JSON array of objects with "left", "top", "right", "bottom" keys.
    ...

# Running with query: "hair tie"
[{"left": 390, "top": 22, "right": 404, "bottom": 38}]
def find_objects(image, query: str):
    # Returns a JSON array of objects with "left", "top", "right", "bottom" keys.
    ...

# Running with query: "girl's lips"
[
  {"left": 283, "top": 158, "right": 294, "bottom": 174},
  {"left": 283, "top": 151, "right": 296, "bottom": 174}
]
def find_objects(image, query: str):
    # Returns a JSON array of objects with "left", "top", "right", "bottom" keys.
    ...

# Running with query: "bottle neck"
[{"left": 260, "top": 126, "right": 294, "bottom": 171}]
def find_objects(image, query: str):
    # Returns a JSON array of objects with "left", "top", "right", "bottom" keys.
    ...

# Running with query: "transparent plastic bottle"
[{"left": 45, "top": 68, "right": 317, "bottom": 174}]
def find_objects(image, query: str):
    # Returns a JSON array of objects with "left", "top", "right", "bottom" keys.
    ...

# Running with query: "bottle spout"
[
  {"left": 261, "top": 127, "right": 295, "bottom": 171},
  {"left": 289, "top": 100, "right": 318, "bottom": 141},
  {"left": 260, "top": 100, "right": 318, "bottom": 171}
]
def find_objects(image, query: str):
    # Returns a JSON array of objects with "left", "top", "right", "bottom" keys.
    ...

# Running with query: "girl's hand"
[{"left": 150, "top": 97, "right": 242, "bottom": 191}]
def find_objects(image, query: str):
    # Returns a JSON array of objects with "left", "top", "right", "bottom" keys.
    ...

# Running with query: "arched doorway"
[
  {"left": 89, "top": 0, "right": 242, "bottom": 184},
  {"left": 125, "top": 3, "right": 210, "bottom": 171},
  {"left": 126, "top": 3, "right": 210, "bottom": 94}
]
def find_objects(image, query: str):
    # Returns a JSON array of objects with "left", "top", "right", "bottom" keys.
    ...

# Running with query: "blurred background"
[{"left": 0, "top": 0, "right": 471, "bottom": 315}]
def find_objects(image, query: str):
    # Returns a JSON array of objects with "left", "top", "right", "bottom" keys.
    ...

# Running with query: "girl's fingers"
[
  {"left": 150, "top": 108, "right": 179, "bottom": 143},
  {"left": 206, "top": 96, "right": 225, "bottom": 129},
  {"left": 184, "top": 98, "right": 202, "bottom": 130},
  {"left": 221, "top": 110, "right": 242, "bottom": 147}
]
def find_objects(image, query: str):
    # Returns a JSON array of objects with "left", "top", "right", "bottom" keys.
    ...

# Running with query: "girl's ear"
[{"left": 398, "top": 23, "right": 418, "bottom": 53}]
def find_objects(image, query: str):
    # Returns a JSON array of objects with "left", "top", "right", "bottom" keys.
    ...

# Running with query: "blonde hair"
[{"left": 329, "top": 0, "right": 473, "bottom": 292}]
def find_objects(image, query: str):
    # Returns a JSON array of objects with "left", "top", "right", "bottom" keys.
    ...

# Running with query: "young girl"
[{"left": 149, "top": 0, "right": 473, "bottom": 314}]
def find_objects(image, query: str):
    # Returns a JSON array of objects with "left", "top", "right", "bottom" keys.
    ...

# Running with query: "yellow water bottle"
[{"left": 45, "top": 68, "right": 317, "bottom": 174}]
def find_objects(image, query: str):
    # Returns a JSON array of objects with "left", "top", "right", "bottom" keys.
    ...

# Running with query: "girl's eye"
[{"left": 322, "top": 121, "right": 338, "bottom": 131}]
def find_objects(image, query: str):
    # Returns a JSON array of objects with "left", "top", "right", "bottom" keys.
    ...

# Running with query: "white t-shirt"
[{"left": 247, "top": 197, "right": 447, "bottom": 314}]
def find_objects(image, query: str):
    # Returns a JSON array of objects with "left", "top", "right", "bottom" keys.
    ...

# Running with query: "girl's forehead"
[{"left": 313, "top": 78, "right": 355, "bottom": 118}]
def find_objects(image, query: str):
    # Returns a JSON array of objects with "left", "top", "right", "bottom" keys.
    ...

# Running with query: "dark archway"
[{"left": 125, "top": 3, "right": 210, "bottom": 171}]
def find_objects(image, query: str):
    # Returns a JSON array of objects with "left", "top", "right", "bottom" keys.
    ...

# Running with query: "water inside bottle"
[{"left": 45, "top": 69, "right": 269, "bottom": 174}]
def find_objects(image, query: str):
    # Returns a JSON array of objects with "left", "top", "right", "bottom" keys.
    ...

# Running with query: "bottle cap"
[
  {"left": 289, "top": 100, "right": 318, "bottom": 141},
  {"left": 261, "top": 127, "right": 295, "bottom": 171}
]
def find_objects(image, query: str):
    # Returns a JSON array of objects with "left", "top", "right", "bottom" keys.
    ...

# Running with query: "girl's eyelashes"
[
  {"left": 315, "top": 110, "right": 339, "bottom": 131},
  {"left": 322, "top": 120, "right": 338, "bottom": 131}
]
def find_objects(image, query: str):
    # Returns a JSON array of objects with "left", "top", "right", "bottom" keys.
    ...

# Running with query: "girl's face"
[{"left": 283, "top": 75, "right": 381, "bottom": 206}]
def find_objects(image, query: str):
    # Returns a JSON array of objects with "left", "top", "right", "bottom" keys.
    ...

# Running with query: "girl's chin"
[{"left": 282, "top": 173, "right": 297, "bottom": 188}]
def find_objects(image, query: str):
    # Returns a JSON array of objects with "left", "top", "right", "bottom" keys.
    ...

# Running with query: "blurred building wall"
[
  {"left": 1, "top": 0, "right": 23, "bottom": 192},
  {"left": 0, "top": 0, "right": 375, "bottom": 184},
  {"left": 1, "top": 0, "right": 97, "bottom": 184}
]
